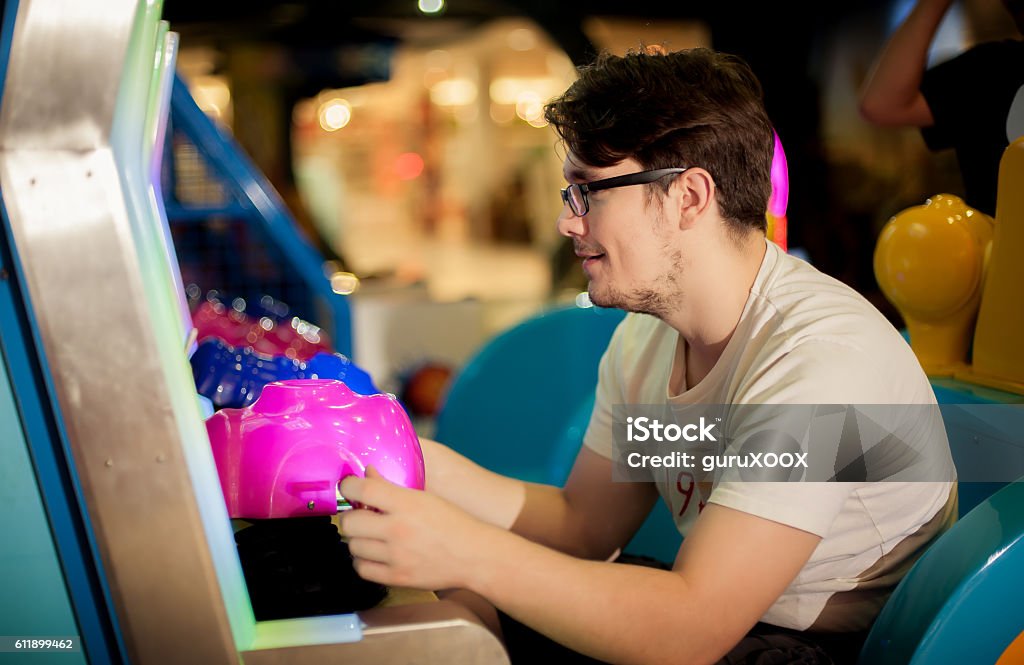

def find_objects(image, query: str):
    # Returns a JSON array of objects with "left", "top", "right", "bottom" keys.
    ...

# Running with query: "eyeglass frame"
[{"left": 559, "top": 167, "right": 690, "bottom": 217}]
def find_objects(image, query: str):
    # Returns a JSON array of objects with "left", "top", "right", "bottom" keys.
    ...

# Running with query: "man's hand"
[{"left": 339, "top": 467, "right": 504, "bottom": 590}]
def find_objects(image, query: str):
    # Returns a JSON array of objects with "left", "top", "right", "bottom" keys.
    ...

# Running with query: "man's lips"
[{"left": 578, "top": 252, "right": 606, "bottom": 270}]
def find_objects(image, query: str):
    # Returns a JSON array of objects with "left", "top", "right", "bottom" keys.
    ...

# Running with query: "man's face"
[{"left": 557, "top": 154, "right": 686, "bottom": 318}]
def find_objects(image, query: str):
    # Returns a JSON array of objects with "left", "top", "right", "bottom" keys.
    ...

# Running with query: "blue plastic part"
[
  {"left": 191, "top": 337, "right": 379, "bottom": 410},
  {"left": 858, "top": 478, "right": 1024, "bottom": 665},
  {"left": 304, "top": 352, "right": 379, "bottom": 395},
  {"left": 0, "top": 330, "right": 86, "bottom": 665},
  {"left": 930, "top": 377, "right": 1024, "bottom": 516},
  {"left": 857, "top": 374, "right": 1024, "bottom": 663},
  {"left": 168, "top": 74, "right": 353, "bottom": 356}
]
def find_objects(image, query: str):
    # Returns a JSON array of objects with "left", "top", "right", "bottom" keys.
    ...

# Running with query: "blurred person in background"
[{"left": 859, "top": 0, "right": 1024, "bottom": 216}]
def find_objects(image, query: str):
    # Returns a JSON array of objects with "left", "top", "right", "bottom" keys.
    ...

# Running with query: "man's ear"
[{"left": 674, "top": 168, "right": 715, "bottom": 228}]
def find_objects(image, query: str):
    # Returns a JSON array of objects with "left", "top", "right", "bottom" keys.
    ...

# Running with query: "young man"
[
  {"left": 859, "top": 0, "right": 1024, "bottom": 216},
  {"left": 340, "top": 47, "right": 957, "bottom": 665}
]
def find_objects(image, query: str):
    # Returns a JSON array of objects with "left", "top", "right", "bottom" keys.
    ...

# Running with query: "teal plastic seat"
[
  {"left": 858, "top": 478, "right": 1024, "bottom": 664},
  {"left": 435, "top": 304, "right": 625, "bottom": 486},
  {"left": 434, "top": 304, "right": 681, "bottom": 562}
]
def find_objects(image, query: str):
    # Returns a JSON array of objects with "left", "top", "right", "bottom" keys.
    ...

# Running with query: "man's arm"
[
  {"left": 474, "top": 504, "right": 821, "bottom": 665},
  {"left": 859, "top": 0, "right": 952, "bottom": 127},
  {"left": 420, "top": 437, "right": 658, "bottom": 559},
  {"left": 340, "top": 474, "right": 821, "bottom": 665},
  {"left": 417, "top": 436, "right": 526, "bottom": 529}
]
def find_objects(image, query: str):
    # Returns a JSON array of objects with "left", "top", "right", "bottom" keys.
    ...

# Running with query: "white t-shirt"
[{"left": 584, "top": 239, "right": 957, "bottom": 632}]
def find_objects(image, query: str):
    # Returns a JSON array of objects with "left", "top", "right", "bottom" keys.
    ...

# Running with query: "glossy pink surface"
[
  {"left": 769, "top": 129, "right": 789, "bottom": 218},
  {"left": 206, "top": 379, "right": 425, "bottom": 519}
]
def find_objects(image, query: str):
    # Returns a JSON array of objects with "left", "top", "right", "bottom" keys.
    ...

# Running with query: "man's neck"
[{"left": 666, "top": 234, "right": 767, "bottom": 388}]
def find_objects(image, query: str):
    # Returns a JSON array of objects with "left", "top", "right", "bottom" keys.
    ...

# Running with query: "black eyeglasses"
[{"left": 560, "top": 167, "right": 689, "bottom": 217}]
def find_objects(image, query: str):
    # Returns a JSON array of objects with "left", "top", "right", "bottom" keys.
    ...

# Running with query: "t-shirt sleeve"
[
  {"left": 582, "top": 318, "right": 628, "bottom": 460},
  {"left": 707, "top": 340, "right": 890, "bottom": 537}
]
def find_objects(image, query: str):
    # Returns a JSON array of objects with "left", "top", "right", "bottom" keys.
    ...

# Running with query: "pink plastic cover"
[{"left": 206, "top": 379, "right": 426, "bottom": 519}]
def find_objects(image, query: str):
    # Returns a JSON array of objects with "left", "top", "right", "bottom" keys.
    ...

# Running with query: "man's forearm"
[
  {"left": 419, "top": 437, "right": 527, "bottom": 529},
  {"left": 465, "top": 530, "right": 722, "bottom": 665},
  {"left": 456, "top": 504, "right": 819, "bottom": 665},
  {"left": 509, "top": 482, "right": 607, "bottom": 559},
  {"left": 420, "top": 438, "right": 604, "bottom": 557}
]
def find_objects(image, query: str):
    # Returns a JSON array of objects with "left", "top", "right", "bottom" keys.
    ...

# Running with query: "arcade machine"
[{"left": 0, "top": 1, "right": 507, "bottom": 663}]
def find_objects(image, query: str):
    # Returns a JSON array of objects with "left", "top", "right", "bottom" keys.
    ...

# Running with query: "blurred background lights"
[
  {"left": 507, "top": 28, "right": 536, "bottom": 51},
  {"left": 292, "top": 98, "right": 315, "bottom": 126},
  {"left": 515, "top": 91, "right": 543, "bottom": 122},
  {"left": 330, "top": 271, "right": 361, "bottom": 296},
  {"left": 318, "top": 98, "right": 352, "bottom": 131},
  {"left": 575, "top": 291, "right": 593, "bottom": 308},
  {"left": 394, "top": 152, "right": 425, "bottom": 180},
  {"left": 191, "top": 75, "right": 231, "bottom": 121},
  {"left": 489, "top": 76, "right": 561, "bottom": 105},
  {"left": 417, "top": 0, "right": 444, "bottom": 15},
  {"left": 489, "top": 102, "right": 515, "bottom": 124},
  {"left": 430, "top": 77, "right": 477, "bottom": 106}
]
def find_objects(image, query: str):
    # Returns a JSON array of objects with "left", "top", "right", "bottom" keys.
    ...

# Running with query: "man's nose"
[{"left": 556, "top": 205, "right": 585, "bottom": 238}]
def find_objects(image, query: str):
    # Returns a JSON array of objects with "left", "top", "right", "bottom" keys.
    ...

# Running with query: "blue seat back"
[
  {"left": 435, "top": 305, "right": 624, "bottom": 485},
  {"left": 859, "top": 479, "right": 1024, "bottom": 664}
]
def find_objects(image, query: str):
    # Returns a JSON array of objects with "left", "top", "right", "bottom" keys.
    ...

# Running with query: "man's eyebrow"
[{"left": 564, "top": 166, "right": 596, "bottom": 182}]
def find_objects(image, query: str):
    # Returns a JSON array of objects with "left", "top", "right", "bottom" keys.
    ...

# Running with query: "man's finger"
[
  {"left": 339, "top": 471, "right": 401, "bottom": 512},
  {"left": 351, "top": 557, "right": 391, "bottom": 586},
  {"left": 347, "top": 536, "right": 391, "bottom": 564},
  {"left": 338, "top": 506, "right": 390, "bottom": 538}
]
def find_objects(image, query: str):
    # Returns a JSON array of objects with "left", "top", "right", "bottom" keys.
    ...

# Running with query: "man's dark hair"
[{"left": 544, "top": 47, "right": 774, "bottom": 233}]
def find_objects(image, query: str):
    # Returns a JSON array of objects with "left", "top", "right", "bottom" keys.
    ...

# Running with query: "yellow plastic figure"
[
  {"left": 874, "top": 194, "right": 993, "bottom": 375},
  {"left": 875, "top": 137, "right": 1024, "bottom": 393}
]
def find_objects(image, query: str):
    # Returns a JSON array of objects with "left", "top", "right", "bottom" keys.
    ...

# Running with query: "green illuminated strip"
[{"left": 111, "top": 0, "right": 257, "bottom": 649}]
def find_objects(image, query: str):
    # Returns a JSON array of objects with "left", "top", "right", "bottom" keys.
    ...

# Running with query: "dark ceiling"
[
  {"left": 160, "top": 0, "right": 869, "bottom": 67},
  {"left": 159, "top": 0, "right": 876, "bottom": 129}
]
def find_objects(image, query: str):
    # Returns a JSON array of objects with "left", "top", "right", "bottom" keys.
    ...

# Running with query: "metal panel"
[
  {"left": 0, "top": 0, "right": 239, "bottom": 662},
  {"left": 0, "top": 2, "right": 122, "bottom": 662},
  {"left": 242, "top": 602, "right": 510, "bottom": 665}
]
